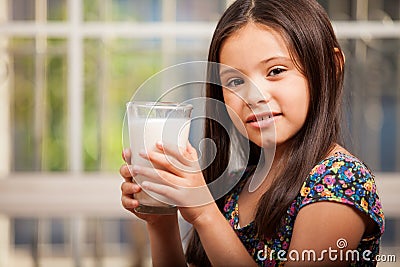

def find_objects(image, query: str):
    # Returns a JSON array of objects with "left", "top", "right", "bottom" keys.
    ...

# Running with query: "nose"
[{"left": 244, "top": 81, "right": 271, "bottom": 107}]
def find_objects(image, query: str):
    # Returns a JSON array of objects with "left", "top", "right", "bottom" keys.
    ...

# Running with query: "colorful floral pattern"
[{"left": 223, "top": 152, "right": 384, "bottom": 266}]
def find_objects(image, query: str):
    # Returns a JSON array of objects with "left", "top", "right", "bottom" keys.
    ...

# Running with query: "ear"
[
  {"left": 334, "top": 47, "right": 345, "bottom": 62},
  {"left": 334, "top": 47, "right": 345, "bottom": 72}
]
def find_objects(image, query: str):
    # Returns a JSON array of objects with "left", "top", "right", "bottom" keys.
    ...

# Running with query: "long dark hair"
[{"left": 186, "top": 0, "right": 345, "bottom": 265}]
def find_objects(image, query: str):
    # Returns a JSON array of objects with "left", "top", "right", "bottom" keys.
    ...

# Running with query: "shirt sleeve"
[{"left": 298, "top": 154, "right": 385, "bottom": 240}]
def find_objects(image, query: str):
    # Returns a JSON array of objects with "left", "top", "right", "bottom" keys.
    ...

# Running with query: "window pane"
[
  {"left": 318, "top": 0, "right": 400, "bottom": 21},
  {"left": 176, "top": 0, "right": 226, "bottom": 21},
  {"left": 11, "top": 38, "right": 36, "bottom": 171},
  {"left": 11, "top": 38, "right": 68, "bottom": 172},
  {"left": 83, "top": 38, "right": 162, "bottom": 171},
  {"left": 369, "top": 0, "right": 400, "bottom": 21},
  {"left": 383, "top": 0, "right": 400, "bottom": 20},
  {"left": 317, "top": 0, "right": 354, "bottom": 21},
  {"left": 340, "top": 38, "right": 400, "bottom": 172},
  {"left": 47, "top": 0, "right": 67, "bottom": 21},
  {"left": 83, "top": 0, "right": 162, "bottom": 22},
  {"left": 9, "top": 0, "right": 35, "bottom": 21},
  {"left": 43, "top": 39, "right": 68, "bottom": 171},
  {"left": 13, "top": 218, "right": 37, "bottom": 246},
  {"left": 175, "top": 38, "right": 210, "bottom": 62},
  {"left": 112, "top": 0, "right": 162, "bottom": 21}
]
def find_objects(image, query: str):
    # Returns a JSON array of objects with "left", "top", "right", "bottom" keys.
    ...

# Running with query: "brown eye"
[
  {"left": 268, "top": 67, "right": 286, "bottom": 77},
  {"left": 227, "top": 78, "right": 245, "bottom": 88}
]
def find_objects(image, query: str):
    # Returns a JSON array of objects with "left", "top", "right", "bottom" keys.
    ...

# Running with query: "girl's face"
[{"left": 219, "top": 22, "right": 310, "bottom": 148}]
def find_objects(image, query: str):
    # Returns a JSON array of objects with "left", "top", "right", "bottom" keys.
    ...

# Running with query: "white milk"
[{"left": 129, "top": 117, "right": 191, "bottom": 206}]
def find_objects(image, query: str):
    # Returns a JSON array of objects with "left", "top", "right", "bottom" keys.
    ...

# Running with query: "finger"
[
  {"left": 155, "top": 141, "right": 194, "bottom": 166},
  {"left": 119, "top": 164, "right": 135, "bottom": 182},
  {"left": 120, "top": 182, "right": 141, "bottom": 211},
  {"left": 186, "top": 141, "right": 199, "bottom": 159},
  {"left": 121, "top": 181, "right": 141, "bottom": 195},
  {"left": 142, "top": 181, "right": 215, "bottom": 208},
  {"left": 141, "top": 181, "right": 180, "bottom": 205},
  {"left": 121, "top": 194, "right": 140, "bottom": 210},
  {"left": 139, "top": 149, "right": 193, "bottom": 176},
  {"left": 155, "top": 142, "right": 201, "bottom": 175},
  {"left": 122, "top": 148, "right": 132, "bottom": 164},
  {"left": 131, "top": 165, "right": 180, "bottom": 187}
]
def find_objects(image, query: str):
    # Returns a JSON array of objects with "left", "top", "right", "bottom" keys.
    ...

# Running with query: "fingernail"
[
  {"left": 127, "top": 166, "right": 137, "bottom": 176},
  {"left": 138, "top": 149, "right": 147, "bottom": 157},
  {"left": 156, "top": 140, "right": 163, "bottom": 147},
  {"left": 141, "top": 181, "right": 150, "bottom": 189},
  {"left": 132, "top": 165, "right": 141, "bottom": 172},
  {"left": 132, "top": 183, "right": 140, "bottom": 191},
  {"left": 123, "top": 148, "right": 130, "bottom": 157}
]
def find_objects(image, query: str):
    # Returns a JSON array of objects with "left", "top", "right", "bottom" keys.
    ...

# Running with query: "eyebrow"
[
  {"left": 219, "top": 68, "right": 243, "bottom": 77},
  {"left": 261, "top": 56, "right": 292, "bottom": 65},
  {"left": 219, "top": 56, "right": 292, "bottom": 77}
]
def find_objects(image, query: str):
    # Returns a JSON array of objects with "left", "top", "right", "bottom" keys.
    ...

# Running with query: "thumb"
[{"left": 186, "top": 141, "right": 199, "bottom": 160}]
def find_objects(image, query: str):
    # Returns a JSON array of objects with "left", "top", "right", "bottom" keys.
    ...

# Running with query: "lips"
[{"left": 246, "top": 112, "right": 282, "bottom": 123}]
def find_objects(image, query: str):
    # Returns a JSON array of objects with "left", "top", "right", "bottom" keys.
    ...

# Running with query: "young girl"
[{"left": 120, "top": 0, "right": 384, "bottom": 266}]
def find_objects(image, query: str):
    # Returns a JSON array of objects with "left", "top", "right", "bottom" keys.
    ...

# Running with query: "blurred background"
[{"left": 0, "top": 0, "right": 399, "bottom": 266}]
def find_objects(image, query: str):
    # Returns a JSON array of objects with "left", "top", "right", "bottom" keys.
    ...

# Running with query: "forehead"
[{"left": 219, "top": 22, "right": 290, "bottom": 62}]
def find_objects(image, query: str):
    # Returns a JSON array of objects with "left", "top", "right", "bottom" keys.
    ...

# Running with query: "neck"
[{"left": 246, "top": 145, "right": 281, "bottom": 193}]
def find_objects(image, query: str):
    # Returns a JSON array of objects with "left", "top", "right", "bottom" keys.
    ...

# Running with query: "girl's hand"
[
  {"left": 132, "top": 141, "right": 215, "bottom": 225},
  {"left": 119, "top": 149, "right": 175, "bottom": 224}
]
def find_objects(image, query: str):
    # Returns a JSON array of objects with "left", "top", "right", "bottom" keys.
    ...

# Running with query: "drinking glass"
[{"left": 126, "top": 101, "right": 193, "bottom": 214}]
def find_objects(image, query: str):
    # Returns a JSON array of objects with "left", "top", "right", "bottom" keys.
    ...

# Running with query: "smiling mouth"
[{"left": 246, "top": 112, "right": 282, "bottom": 123}]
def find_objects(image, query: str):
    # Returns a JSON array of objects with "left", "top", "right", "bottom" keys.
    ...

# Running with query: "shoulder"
[
  {"left": 302, "top": 152, "right": 376, "bottom": 200},
  {"left": 299, "top": 152, "right": 384, "bottom": 238}
]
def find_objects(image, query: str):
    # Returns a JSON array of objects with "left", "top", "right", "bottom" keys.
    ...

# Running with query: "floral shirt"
[{"left": 223, "top": 152, "right": 385, "bottom": 266}]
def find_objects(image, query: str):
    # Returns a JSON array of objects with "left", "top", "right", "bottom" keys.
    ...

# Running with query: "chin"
[{"left": 258, "top": 139, "right": 277, "bottom": 149}]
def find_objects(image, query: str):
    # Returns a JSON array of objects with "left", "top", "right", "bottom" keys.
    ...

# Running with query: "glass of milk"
[{"left": 126, "top": 101, "right": 193, "bottom": 214}]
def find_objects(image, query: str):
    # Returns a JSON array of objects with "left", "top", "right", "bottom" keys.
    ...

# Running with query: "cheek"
[
  {"left": 282, "top": 81, "right": 309, "bottom": 123},
  {"left": 289, "top": 93, "right": 308, "bottom": 121},
  {"left": 298, "top": 88, "right": 310, "bottom": 122},
  {"left": 226, "top": 108, "right": 246, "bottom": 136},
  {"left": 222, "top": 89, "right": 240, "bottom": 113},
  {"left": 223, "top": 90, "right": 248, "bottom": 135}
]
